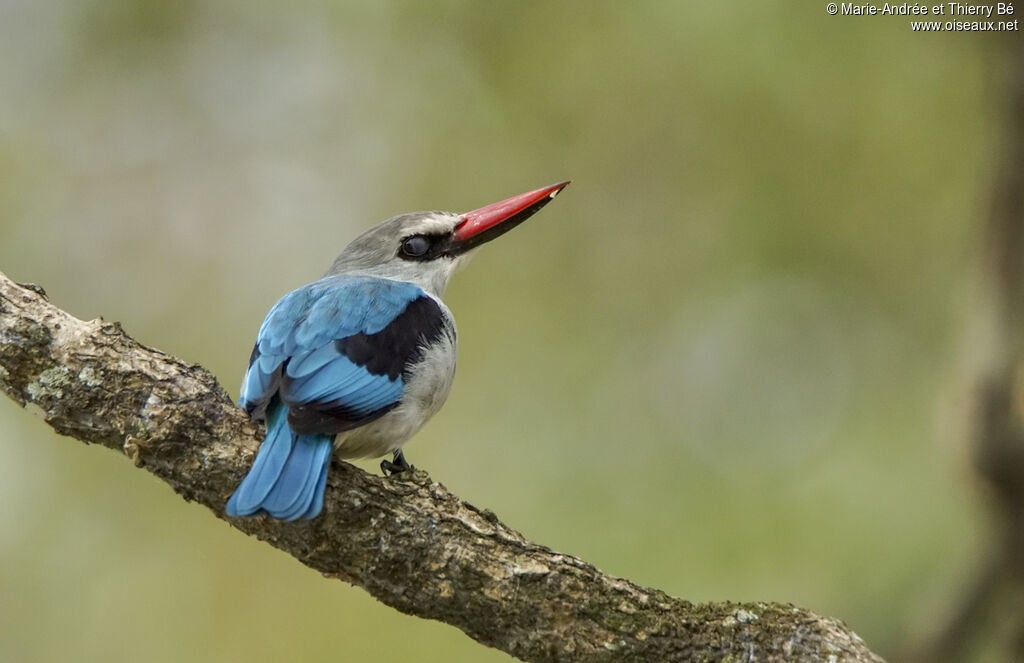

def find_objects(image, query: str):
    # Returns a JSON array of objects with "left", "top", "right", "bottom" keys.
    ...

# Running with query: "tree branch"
[{"left": 0, "top": 270, "right": 883, "bottom": 663}]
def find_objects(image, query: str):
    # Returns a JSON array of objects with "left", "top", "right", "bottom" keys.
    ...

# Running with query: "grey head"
[
  {"left": 324, "top": 181, "right": 571, "bottom": 298},
  {"left": 326, "top": 211, "right": 467, "bottom": 297}
]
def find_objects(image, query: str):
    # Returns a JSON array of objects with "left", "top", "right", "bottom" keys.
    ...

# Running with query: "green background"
[{"left": 0, "top": 2, "right": 1006, "bottom": 661}]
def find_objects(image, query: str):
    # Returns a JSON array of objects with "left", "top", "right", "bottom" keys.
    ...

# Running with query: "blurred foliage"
[{"left": 0, "top": 1, "right": 1006, "bottom": 661}]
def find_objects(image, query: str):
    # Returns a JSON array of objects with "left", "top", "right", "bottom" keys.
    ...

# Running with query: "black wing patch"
[
  {"left": 285, "top": 399, "right": 399, "bottom": 435},
  {"left": 334, "top": 295, "right": 447, "bottom": 380}
]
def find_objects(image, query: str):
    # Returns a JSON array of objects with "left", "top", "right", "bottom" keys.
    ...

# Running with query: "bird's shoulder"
[{"left": 256, "top": 274, "right": 442, "bottom": 356}]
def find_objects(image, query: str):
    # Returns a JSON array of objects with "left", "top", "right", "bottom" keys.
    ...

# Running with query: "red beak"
[{"left": 449, "top": 181, "right": 570, "bottom": 254}]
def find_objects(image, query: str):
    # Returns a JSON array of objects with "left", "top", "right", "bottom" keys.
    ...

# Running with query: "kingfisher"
[{"left": 225, "top": 181, "right": 569, "bottom": 520}]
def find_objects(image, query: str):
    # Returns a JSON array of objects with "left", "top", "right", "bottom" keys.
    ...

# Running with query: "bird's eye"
[{"left": 400, "top": 235, "right": 431, "bottom": 258}]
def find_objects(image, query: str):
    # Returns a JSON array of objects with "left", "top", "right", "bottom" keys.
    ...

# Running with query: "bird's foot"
[{"left": 381, "top": 449, "right": 412, "bottom": 476}]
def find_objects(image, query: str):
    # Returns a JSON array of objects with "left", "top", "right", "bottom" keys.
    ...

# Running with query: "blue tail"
[{"left": 226, "top": 401, "right": 333, "bottom": 521}]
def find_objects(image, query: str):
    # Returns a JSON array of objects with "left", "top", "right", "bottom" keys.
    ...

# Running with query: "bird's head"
[{"left": 326, "top": 181, "right": 569, "bottom": 296}]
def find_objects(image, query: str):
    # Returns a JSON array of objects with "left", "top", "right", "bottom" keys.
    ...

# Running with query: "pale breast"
[{"left": 334, "top": 311, "right": 457, "bottom": 459}]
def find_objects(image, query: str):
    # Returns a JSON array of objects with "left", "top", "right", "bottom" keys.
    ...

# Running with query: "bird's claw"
[{"left": 381, "top": 449, "right": 412, "bottom": 476}]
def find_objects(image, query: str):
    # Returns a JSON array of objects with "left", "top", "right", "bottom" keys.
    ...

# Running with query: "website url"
[{"left": 911, "top": 18, "right": 1020, "bottom": 30}]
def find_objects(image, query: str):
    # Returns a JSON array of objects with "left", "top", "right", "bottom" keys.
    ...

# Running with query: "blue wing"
[{"left": 240, "top": 274, "right": 445, "bottom": 433}]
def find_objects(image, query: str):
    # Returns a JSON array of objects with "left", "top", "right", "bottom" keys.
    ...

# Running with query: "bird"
[{"left": 225, "top": 181, "right": 569, "bottom": 520}]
